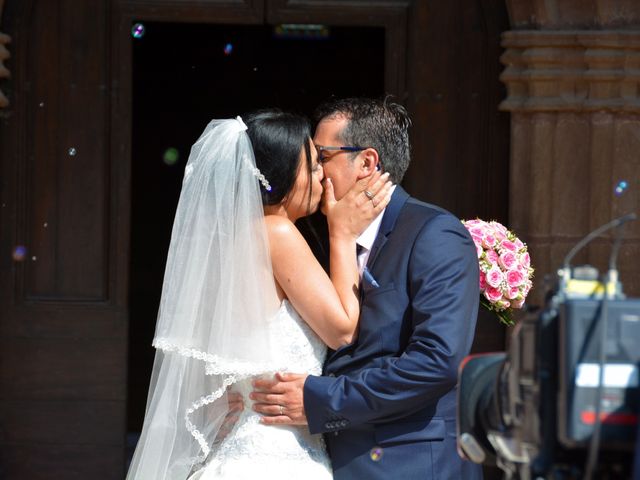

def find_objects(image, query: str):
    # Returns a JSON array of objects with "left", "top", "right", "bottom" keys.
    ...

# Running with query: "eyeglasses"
[{"left": 316, "top": 145, "right": 365, "bottom": 163}]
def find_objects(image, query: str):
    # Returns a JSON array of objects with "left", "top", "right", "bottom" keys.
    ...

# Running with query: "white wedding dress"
[{"left": 187, "top": 300, "right": 332, "bottom": 480}]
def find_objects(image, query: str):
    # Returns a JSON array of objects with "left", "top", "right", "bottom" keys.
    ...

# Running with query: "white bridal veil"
[{"left": 127, "top": 117, "right": 282, "bottom": 479}]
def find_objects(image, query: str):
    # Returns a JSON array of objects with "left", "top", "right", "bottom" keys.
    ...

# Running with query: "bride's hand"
[{"left": 323, "top": 170, "right": 392, "bottom": 240}]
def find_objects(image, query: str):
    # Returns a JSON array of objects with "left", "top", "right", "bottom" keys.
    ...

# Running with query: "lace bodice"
[
  {"left": 266, "top": 299, "right": 327, "bottom": 375},
  {"left": 188, "top": 300, "right": 331, "bottom": 480}
]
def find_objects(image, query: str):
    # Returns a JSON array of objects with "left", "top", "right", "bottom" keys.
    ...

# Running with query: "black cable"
[
  {"left": 583, "top": 214, "right": 636, "bottom": 480},
  {"left": 563, "top": 213, "right": 637, "bottom": 273}
]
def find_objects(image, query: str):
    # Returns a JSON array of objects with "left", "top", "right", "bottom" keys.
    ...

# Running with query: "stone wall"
[{"left": 501, "top": 0, "right": 640, "bottom": 305}]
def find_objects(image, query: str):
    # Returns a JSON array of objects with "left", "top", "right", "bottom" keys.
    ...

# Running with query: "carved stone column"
[
  {"left": 501, "top": 0, "right": 640, "bottom": 305},
  {"left": 0, "top": 0, "right": 10, "bottom": 108}
]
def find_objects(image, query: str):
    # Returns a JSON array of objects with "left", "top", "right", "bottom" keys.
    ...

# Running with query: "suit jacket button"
[
  {"left": 340, "top": 420, "right": 348, "bottom": 427},
  {"left": 324, "top": 422, "right": 332, "bottom": 429}
]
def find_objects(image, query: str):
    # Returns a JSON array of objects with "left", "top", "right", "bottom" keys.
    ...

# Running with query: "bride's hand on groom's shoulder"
[
  {"left": 324, "top": 171, "right": 392, "bottom": 241},
  {"left": 250, "top": 373, "right": 309, "bottom": 426}
]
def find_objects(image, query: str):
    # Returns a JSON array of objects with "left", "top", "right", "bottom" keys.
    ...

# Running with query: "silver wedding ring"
[
  {"left": 279, "top": 405, "right": 284, "bottom": 415},
  {"left": 364, "top": 190, "right": 375, "bottom": 200}
]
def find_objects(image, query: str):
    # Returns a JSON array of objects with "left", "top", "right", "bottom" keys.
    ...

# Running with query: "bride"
[{"left": 127, "top": 110, "right": 391, "bottom": 479}]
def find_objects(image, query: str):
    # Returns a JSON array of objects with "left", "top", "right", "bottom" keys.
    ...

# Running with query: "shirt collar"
[{"left": 356, "top": 185, "right": 396, "bottom": 251}]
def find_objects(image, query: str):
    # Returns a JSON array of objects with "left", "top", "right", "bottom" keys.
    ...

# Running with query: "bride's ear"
[{"left": 357, "top": 148, "right": 380, "bottom": 179}]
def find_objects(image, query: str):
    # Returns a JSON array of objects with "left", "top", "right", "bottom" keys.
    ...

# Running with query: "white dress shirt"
[{"left": 356, "top": 185, "right": 396, "bottom": 276}]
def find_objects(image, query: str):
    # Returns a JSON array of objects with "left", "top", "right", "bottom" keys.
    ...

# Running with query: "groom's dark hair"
[
  {"left": 245, "top": 109, "right": 313, "bottom": 211},
  {"left": 314, "top": 96, "right": 412, "bottom": 184}
]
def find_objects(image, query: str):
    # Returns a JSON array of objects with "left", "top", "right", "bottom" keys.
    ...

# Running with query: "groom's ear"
[{"left": 356, "top": 148, "right": 380, "bottom": 179}]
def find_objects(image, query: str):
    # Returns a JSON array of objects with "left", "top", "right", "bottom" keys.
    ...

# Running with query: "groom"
[{"left": 252, "top": 97, "right": 483, "bottom": 479}]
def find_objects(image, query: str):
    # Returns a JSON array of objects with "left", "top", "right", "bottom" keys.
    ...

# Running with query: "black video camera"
[{"left": 457, "top": 214, "right": 640, "bottom": 480}]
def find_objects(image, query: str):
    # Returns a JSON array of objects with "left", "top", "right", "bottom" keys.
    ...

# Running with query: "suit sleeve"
[{"left": 304, "top": 213, "right": 480, "bottom": 434}]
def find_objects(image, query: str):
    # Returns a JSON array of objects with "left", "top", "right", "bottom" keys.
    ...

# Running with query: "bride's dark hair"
[{"left": 245, "top": 109, "right": 313, "bottom": 209}]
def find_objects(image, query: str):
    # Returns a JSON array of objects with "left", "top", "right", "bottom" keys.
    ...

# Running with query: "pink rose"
[
  {"left": 485, "top": 249, "right": 499, "bottom": 265},
  {"left": 484, "top": 286, "right": 503, "bottom": 303},
  {"left": 494, "top": 230, "right": 507, "bottom": 242},
  {"left": 500, "top": 240, "right": 518, "bottom": 253},
  {"left": 506, "top": 286, "right": 521, "bottom": 299},
  {"left": 506, "top": 270, "right": 525, "bottom": 287},
  {"left": 475, "top": 243, "right": 483, "bottom": 259},
  {"left": 482, "top": 234, "right": 497, "bottom": 249},
  {"left": 479, "top": 271, "right": 487, "bottom": 291},
  {"left": 486, "top": 266, "right": 504, "bottom": 288},
  {"left": 469, "top": 227, "right": 484, "bottom": 237},
  {"left": 499, "top": 251, "right": 518, "bottom": 270},
  {"left": 514, "top": 238, "right": 525, "bottom": 251},
  {"left": 511, "top": 297, "right": 525, "bottom": 309},
  {"left": 520, "top": 252, "right": 531, "bottom": 269},
  {"left": 491, "top": 221, "right": 508, "bottom": 234}
]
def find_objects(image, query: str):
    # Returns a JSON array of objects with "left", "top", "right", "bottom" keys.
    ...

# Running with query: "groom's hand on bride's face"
[{"left": 250, "top": 372, "right": 308, "bottom": 426}]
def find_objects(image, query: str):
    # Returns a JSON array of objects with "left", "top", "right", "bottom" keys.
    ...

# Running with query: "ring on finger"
[
  {"left": 279, "top": 405, "right": 284, "bottom": 415},
  {"left": 364, "top": 190, "right": 374, "bottom": 200}
]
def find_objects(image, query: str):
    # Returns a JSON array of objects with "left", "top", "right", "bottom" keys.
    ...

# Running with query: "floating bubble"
[
  {"left": 31, "top": 256, "right": 37, "bottom": 261},
  {"left": 369, "top": 446, "right": 384, "bottom": 462},
  {"left": 131, "top": 23, "right": 146, "bottom": 39},
  {"left": 39, "top": 102, "right": 44, "bottom": 107},
  {"left": 12, "top": 245, "right": 27, "bottom": 262},
  {"left": 253, "top": 67, "right": 258, "bottom": 72},
  {"left": 68, "top": 147, "right": 77, "bottom": 156},
  {"left": 43, "top": 222, "right": 48, "bottom": 228},
  {"left": 163, "top": 147, "right": 180, "bottom": 166},
  {"left": 223, "top": 43, "right": 233, "bottom": 56},
  {"left": 614, "top": 180, "right": 628, "bottom": 196}
]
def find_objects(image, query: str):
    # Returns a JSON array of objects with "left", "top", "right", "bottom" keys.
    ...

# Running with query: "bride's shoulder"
[{"left": 264, "top": 215, "right": 304, "bottom": 244}]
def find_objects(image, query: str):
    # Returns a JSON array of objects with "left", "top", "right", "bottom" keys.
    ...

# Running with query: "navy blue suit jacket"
[{"left": 304, "top": 187, "right": 483, "bottom": 479}]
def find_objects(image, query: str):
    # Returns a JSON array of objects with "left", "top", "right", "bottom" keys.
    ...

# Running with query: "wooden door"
[{"left": 0, "top": 1, "right": 128, "bottom": 478}]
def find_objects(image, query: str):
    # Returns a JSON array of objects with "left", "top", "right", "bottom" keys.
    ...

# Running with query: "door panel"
[
  {"left": 0, "top": 1, "right": 125, "bottom": 477},
  {"left": 23, "top": 1, "right": 110, "bottom": 300}
]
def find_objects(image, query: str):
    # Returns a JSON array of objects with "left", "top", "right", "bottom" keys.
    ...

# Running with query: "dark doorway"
[{"left": 128, "top": 21, "right": 385, "bottom": 438}]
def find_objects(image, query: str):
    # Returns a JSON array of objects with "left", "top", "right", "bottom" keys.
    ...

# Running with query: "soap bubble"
[
  {"left": 223, "top": 43, "right": 233, "bottom": 56},
  {"left": 163, "top": 148, "right": 180, "bottom": 166},
  {"left": 131, "top": 23, "right": 146, "bottom": 39},
  {"left": 12, "top": 245, "right": 27, "bottom": 262},
  {"left": 68, "top": 147, "right": 77, "bottom": 156},
  {"left": 369, "top": 446, "right": 384, "bottom": 462},
  {"left": 614, "top": 180, "right": 628, "bottom": 196}
]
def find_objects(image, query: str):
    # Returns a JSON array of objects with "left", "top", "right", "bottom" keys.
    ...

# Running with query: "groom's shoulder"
[{"left": 398, "top": 196, "right": 471, "bottom": 243}]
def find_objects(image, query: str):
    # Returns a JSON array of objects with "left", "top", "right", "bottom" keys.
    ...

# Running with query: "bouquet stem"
[{"left": 480, "top": 297, "right": 514, "bottom": 326}]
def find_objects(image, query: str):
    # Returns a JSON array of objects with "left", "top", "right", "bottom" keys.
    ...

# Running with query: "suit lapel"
[{"left": 366, "top": 186, "right": 410, "bottom": 270}]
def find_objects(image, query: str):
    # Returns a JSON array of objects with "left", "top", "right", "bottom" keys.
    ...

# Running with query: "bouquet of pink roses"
[{"left": 463, "top": 219, "right": 534, "bottom": 325}]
